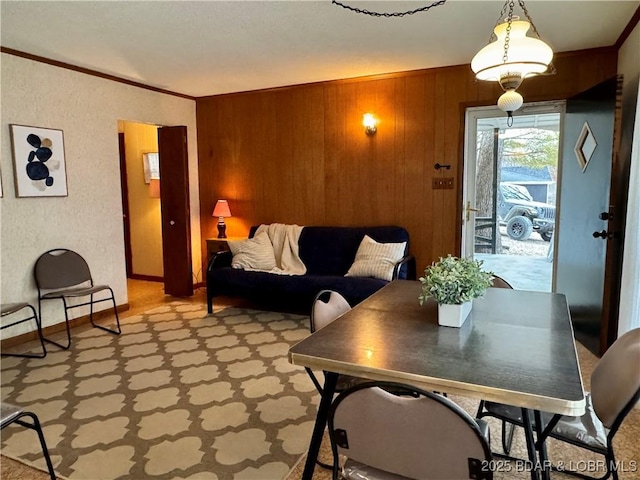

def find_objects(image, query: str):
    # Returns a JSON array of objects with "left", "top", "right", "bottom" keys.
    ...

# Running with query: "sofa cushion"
[
  {"left": 228, "top": 233, "right": 277, "bottom": 271},
  {"left": 345, "top": 235, "right": 407, "bottom": 281},
  {"left": 208, "top": 267, "right": 388, "bottom": 307}
]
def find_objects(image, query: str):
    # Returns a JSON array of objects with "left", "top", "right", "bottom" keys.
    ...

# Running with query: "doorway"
[
  {"left": 118, "top": 121, "right": 164, "bottom": 286},
  {"left": 118, "top": 121, "right": 194, "bottom": 301},
  {"left": 462, "top": 102, "right": 563, "bottom": 292}
]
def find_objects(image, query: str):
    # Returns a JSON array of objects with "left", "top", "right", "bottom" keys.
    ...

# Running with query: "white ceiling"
[{"left": 1, "top": 1, "right": 637, "bottom": 97}]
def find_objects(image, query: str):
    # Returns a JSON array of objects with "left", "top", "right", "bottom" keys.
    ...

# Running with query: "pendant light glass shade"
[
  {"left": 472, "top": 19, "right": 553, "bottom": 82},
  {"left": 471, "top": 0, "right": 554, "bottom": 124},
  {"left": 497, "top": 90, "right": 524, "bottom": 113}
]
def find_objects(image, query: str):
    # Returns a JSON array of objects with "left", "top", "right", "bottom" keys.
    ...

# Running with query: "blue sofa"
[{"left": 206, "top": 225, "right": 415, "bottom": 314}]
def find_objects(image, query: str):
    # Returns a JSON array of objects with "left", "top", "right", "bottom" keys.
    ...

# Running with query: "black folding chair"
[
  {"left": 1, "top": 402, "right": 56, "bottom": 479},
  {"left": 35, "top": 248, "right": 121, "bottom": 350},
  {"left": 1, "top": 303, "right": 47, "bottom": 358}
]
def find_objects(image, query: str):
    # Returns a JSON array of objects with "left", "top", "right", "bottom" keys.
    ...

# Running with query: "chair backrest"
[
  {"left": 310, "top": 290, "right": 351, "bottom": 333},
  {"left": 590, "top": 327, "right": 640, "bottom": 429},
  {"left": 490, "top": 275, "right": 513, "bottom": 289},
  {"left": 34, "top": 249, "right": 92, "bottom": 290},
  {"left": 328, "top": 382, "right": 492, "bottom": 480}
]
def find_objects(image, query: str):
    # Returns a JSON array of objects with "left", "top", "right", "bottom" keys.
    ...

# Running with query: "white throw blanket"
[{"left": 255, "top": 223, "right": 307, "bottom": 275}]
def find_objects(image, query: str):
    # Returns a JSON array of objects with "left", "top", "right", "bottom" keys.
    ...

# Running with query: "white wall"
[
  {"left": 617, "top": 22, "right": 640, "bottom": 334},
  {"left": 0, "top": 53, "right": 201, "bottom": 337}
]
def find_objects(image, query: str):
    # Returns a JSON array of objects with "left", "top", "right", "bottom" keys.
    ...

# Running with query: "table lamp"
[{"left": 212, "top": 200, "right": 232, "bottom": 238}]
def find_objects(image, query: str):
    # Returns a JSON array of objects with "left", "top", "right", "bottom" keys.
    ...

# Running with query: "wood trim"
[
  {"left": 0, "top": 47, "right": 195, "bottom": 101},
  {"left": 1, "top": 303, "right": 130, "bottom": 350},
  {"left": 197, "top": 48, "right": 617, "bottom": 101},
  {"left": 129, "top": 274, "right": 164, "bottom": 282},
  {"left": 615, "top": 5, "right": 640, "bottom": 49},
  {"left": 119, "top": 132, "right": 133, "bottom": 277}
]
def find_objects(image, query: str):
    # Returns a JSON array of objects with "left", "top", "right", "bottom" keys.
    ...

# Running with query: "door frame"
[{"left": 118, "top": 132, "right": 133, "bottom": 278}]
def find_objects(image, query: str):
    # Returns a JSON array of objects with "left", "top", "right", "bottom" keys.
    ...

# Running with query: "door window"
[{"left": 462, "top": 103, "right": 563, "bottom": 292}]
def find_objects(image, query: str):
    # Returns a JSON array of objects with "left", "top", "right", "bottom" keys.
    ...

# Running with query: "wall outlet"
[{"left": 432, "top": 177, "right": 454, "bottom": 189}]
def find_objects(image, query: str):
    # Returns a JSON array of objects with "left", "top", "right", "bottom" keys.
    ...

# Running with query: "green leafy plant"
[{"left": 419, "top": 255, "right": 494, "bottom": 305}]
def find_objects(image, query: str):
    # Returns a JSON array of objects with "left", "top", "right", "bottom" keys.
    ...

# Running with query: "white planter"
[{"left": 437, "top": 301, "right": 472, "bottom": 328}]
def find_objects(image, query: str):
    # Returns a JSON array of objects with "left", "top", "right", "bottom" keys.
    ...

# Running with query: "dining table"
[{"left": 288, "top": 280, "right": 586, "bottom": 480}]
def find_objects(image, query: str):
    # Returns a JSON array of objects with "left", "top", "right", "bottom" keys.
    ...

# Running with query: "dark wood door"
[
  {"left": 118, "top": 132, "right": 133, "bottom": 277},
  {"left": 158, "top": 126, "right": 193, "bottom": 297},
  {"left": 556, "top": 76, "right": 623, "bottom": 355}
]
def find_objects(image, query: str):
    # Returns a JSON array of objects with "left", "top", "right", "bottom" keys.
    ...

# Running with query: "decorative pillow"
[
  {"left": 228, "top": 232, "right": 277, "bottom": 271},
  {"left": 345, "top": 235, "right": 407, "bottom": 281}
]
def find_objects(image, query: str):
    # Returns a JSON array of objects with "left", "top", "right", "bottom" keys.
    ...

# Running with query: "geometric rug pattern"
[{"left": 1, "top": 303, "right": 319, "bottom": 480}]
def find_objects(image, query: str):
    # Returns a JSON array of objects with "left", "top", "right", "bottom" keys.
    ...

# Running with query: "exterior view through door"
[{"left": 462, "top": 102, "right": 562, "bottom": 292}]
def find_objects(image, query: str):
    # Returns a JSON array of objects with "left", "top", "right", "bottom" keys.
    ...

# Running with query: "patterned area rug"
[{"left": 1, "top": 303, "right": 319, "bottom": 479}]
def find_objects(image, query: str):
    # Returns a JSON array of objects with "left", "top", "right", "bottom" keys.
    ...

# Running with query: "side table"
[{"left": 206, "top": 237, "right": 245, "bottom": 259}]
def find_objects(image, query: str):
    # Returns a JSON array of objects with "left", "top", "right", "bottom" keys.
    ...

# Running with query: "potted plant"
[{"left": 419, "top": 255, "right": 494, "bottom": 327}]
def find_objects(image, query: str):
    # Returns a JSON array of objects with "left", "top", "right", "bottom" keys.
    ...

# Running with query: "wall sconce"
[
  {"left": 363, "top": 113, "right": 377, "bottom": 135},
  {"left": 212, "top": 200, "right": 232, "bottom": 238},
  {"left": 148, "top": 178, "right": 160, "bottom": 198}
]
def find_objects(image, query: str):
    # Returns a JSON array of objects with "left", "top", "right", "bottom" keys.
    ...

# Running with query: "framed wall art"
[
  {"left": 10, "top": 124, "right": 68, "bottom": 197},
  {"left": 574, "top": 122, "right": 597, "bottom": 173},
  {"left": 142, "top": 152, "right": 160, "bottom": 184}
]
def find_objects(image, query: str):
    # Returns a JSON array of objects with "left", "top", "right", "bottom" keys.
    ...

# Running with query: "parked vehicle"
[{"left": 498, "top": 183, "right": 555, "bottom": 241}]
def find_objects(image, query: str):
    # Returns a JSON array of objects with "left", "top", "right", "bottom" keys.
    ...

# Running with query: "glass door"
[{"left": 462, "top": 102, "right": 563, "bottom": 291}]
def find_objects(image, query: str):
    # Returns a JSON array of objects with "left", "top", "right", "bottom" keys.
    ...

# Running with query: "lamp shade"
[
  {"left": 471, "top": 19, "right": 553, "bottom": 82},
  {"left": 363, "top": 113, "right": 378, "bottom": 135},
  {"left": 497, "top": 90, "right": 524, "bottom": 113},
  {"left": 212, "top": 200, "right": 232, "bottom": 218}
]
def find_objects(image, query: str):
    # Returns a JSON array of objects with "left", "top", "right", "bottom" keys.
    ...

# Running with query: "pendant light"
[{"left": 471, "top": 0, "right": 553, "bottom": 126}]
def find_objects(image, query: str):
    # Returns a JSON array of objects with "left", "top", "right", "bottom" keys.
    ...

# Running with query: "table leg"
[
  {"left": 302, "top": 371, "right": 338, "bottom": 480},
  {"left": 534, "top": 410, "right": 551, "bottom": 480},
  {"left": 521, "top": 408, "right": 540, "bottom": 480},
  {"left": 536, "top": 413, "right": 562, "bottom": 480}
]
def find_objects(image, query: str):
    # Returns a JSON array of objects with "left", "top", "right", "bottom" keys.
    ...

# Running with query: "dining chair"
[
  {"left": 1, "top": 303, "right": 47, "bottom": 358},
  {"left": 328, "top": 381, "right": 493, "bottom": 480},
  {"left": 477, "top": 327, "right": 640, "bottom": 480},
  {"left": 1, "top": 402, "right": 56, "bottom": 479},
  {"left": 490, "top": 274, "right": 514, "bottom": 289},
  {"left": 306, "top": 290, "right": 363, "bottom": 395},
  {"left": 34, "top": 248, "right": 121, "bottom": 350}
]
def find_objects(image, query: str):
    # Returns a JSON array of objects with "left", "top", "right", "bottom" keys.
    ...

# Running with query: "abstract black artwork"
[{"left": 10, "top": 124, "right": 67, "bottom": 197}]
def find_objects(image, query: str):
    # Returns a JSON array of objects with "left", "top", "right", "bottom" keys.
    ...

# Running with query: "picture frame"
[
  {"left": 142, "top": 152, "right": 160, "bottom": 184},
  {"left": 10, "top": 124, "right": 68, "bottom": 197},
  {"left": 574, "top": 122, "right": 597, "bottom": 173}
]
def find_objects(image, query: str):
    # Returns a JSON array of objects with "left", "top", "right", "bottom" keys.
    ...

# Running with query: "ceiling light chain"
[
  {"left": 495, "top": 0, "right": 556, "bottom": 75},
  {"left": 331, "top": 0, "right": 447, "bottom": 18},
  {"left": 501, "top": 2, "right": 515, "bottom": 64}
]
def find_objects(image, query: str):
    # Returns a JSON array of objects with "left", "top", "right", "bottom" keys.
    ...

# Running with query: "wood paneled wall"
[{"left": 196, "top": 48, "right": 617, "bottom": 273}]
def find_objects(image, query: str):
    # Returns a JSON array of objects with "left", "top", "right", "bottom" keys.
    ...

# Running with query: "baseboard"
[
  {"left": 129, "top": 275, "right": 203, "bottom": 291},
  {"left": 129, "top": 274, "right": 164, "bottom": 282},
  {"left": 0, "top": 303, "right": 130, "bottom": 350}
]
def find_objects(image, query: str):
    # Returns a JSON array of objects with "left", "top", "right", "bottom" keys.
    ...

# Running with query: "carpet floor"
[
  {"left": 2, "top": 303, "right": 639, "bottom": 480},
  {"left": 1, "top": 303, "right": 319, "bottom": 479}
]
